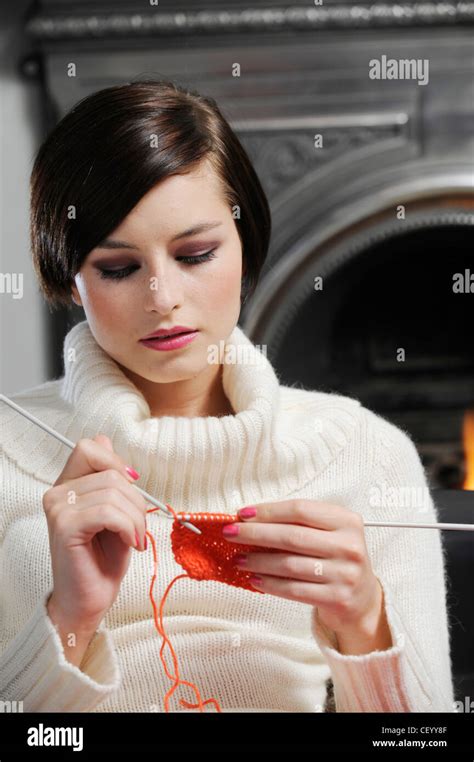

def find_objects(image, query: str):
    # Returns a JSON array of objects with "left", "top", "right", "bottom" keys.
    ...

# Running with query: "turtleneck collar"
[
  {"left": 2, "top": 319, "right": 362, "bottom": 513},
  {"left": 60, "top": 319, "right": 285, "bottom": 505}
]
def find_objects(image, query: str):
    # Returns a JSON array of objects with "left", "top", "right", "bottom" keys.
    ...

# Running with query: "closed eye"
[
  {"left": 177, "top": 249, "right": 217, "bottom": 265},
  {"left": 97, "top": 249, "right": 218, "bottom": 280}
]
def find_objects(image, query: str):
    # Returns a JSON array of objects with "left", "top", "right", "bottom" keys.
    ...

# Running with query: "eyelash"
[{"left": 97, "top": 249, "right": 217, "bottom": 280}]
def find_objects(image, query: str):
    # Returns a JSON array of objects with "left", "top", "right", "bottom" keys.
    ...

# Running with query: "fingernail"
[
  {"left": 238, "top": 506, "right": 257, "bottom": 519},
  {"left": 234, "top": 554, "right": 248, "bottom": 566},
  {"left": 125, "top": 466, "right": 140, "bottom": 480},
  {"left": 222, "top": 524, "right": 240, "bottom": 536},
  {"left": 144, "top": 533, "right": 148, "bottom": 551},
  {"left": 134, "top": 530, "right": 140, "bottom": 549},
  {"left": 249, "top": 575, "right": 263, "bottom": 586}
]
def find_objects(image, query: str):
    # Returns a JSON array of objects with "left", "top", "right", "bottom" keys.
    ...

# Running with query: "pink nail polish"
[
  {"left": 249, "top": 575, "right": 263, "bottom": 586},
  {"left": 125, "top": 466, "right": 140, "bottom": 480},
  {"left": 222, "top": 524, "right": 240, "bottom": 536},
  {"left": 134, "top": 530, "right": 140, "bottom": 549},
  {"left": 234, "top": 554, "right": 248, "bottom": 566},
  {"left": 239, "top": 506, "right": 257, "bottom": 519}
]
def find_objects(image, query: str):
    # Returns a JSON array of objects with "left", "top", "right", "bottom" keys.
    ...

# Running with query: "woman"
[{"left": 0, "top": 79, "right": 455, "bottom": 713}]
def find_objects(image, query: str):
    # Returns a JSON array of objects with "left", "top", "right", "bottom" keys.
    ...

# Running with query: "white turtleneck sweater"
[{"left": 0, "top": 320, "right": 456, "bottom": 713}]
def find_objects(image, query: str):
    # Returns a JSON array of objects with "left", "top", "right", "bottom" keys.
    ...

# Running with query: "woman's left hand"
[{"left": 222, "top": 499, "right": 391, "bottom": 649}]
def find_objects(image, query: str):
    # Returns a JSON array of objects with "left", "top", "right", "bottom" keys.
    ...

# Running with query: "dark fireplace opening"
[{"left": 270, "top": 215, "right": 474, "bottom": 490}]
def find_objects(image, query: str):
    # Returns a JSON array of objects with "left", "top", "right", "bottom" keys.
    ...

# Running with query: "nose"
[{"left": 143, "top": 258, "right": 183, "bottom": 314}]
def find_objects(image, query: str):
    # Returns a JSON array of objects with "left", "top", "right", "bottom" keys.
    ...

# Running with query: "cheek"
[
  {"left": 78, "top": 273, "right": 134, "bottom": 330},
  {"left": 200, "top": 248, "right": 242, "bottom": 306}
]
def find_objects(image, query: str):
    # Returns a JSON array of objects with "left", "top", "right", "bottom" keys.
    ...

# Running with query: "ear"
[{"left": 71, "top": 283, "right": 82, "bottom": 307}]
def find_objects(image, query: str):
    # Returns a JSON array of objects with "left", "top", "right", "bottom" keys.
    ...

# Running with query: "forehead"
[{"left": 115, "top": 159, "right": 227, "bottom": 233}]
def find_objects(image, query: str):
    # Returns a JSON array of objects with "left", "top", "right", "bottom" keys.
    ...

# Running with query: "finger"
[
  {"left": 248, "top": 574, "right": 335, "bottom": 606},
  {"left": 54, "top": 436, "right": 139, "bottom": 485},
  {"left": 94, "top": 433, "right": 114, "bottom": 452},
  {"left": 68, "top": 502, "right": 139, "bottom": 550},
  {"left": 59, "top": 469, "right": 148, "bottom": 517},
  {"left": 223, "top": 520, "right": 337, "bottom": 558},
  {"left": 235, "top": 551, "right": 336, "bottom": 583},
  {"left": 237, "top": 499, "right": 351, "bottom": 531},
  {"left": 69, "top": 488, "right": 146, "bottom": 550}
]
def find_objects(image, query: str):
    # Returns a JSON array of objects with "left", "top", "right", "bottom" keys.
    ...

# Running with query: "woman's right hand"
[{"left": 43, "top": 434, "right": 148, "bottom": 634}]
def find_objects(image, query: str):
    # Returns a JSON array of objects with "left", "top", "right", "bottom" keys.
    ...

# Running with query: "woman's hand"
[
  {"left": 43, "top": 434, "right": 148, "bottom": 635},
  {"left": 222, "top": 499, "right": 393, "bottom": 653}
]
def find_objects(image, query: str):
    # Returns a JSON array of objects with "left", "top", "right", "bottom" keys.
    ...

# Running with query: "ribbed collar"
[{"left": 2, "top": 320, "right": 362, "bottom": 512}]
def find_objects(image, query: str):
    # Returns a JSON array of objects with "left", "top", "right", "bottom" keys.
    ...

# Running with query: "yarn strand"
[{"left": 145, "top": 503, "right": 222, "bottom": 713}]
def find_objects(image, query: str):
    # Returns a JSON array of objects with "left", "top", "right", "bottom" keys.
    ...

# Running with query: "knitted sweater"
[{"left": 0, "top": 320, "right": 455, "bottom": 713}]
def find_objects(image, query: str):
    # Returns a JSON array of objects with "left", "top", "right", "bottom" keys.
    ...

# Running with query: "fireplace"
[{"left": 242, "top": 193, "right": 474, "bottom": 491}]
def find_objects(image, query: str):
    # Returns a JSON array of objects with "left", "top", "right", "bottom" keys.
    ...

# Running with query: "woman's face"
[{"left": 71, "top": 159, "right": 244, "bottom": 391}]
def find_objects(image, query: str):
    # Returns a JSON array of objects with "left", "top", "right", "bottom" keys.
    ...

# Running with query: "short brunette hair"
[{"left": 30, "top": 78, "right": 271, "bottom": 310}]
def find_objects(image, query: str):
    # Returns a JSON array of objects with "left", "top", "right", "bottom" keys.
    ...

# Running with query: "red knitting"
[
  {"left": 145, "top": 503, "right": 280, "bottom": 711},
  {"left": 171, "top": 509, "right": 280, "bottom": 591}
]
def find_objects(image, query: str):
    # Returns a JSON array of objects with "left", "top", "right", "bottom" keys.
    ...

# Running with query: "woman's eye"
[
  {"left": 98, "top": 265, "right": 139, "bottom": 280},
  {"left": 176, "top": 249, "right": 217, "bottom": 265},
  {"left": 97, "top": 249, "right": 217, "bottom": 280},
  {"left": 176, "top": 249, "right": 216, "bottom": 265}
]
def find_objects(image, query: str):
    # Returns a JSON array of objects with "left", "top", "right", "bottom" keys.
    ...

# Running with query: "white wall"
[{"left": 0, "top": 1, "right": 48, "bottom": 395}]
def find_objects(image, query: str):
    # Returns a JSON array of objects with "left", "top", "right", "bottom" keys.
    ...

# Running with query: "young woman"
[{"left": 0, "top": 79, "right": 455, "bottom": 713}]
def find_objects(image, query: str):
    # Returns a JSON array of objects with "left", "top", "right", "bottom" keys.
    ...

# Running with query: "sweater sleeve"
[
  {"left": 312, "top": 412, "right": 457, "bottom": 713},
  {"left": 0, "top": 587, "right": 122, "bottom": 712}
]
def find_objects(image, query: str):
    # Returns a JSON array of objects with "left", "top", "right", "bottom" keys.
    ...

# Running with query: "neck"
[
  {"left": 0, "top": 319, "right": 363, "bottom": 509},
  {"left": 117, "top": 360, "right": 235, "bottom": 419}
]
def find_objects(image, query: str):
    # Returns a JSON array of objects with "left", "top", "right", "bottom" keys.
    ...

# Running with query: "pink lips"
[{"left": 139, "top": 330, "right": 199, "bottom": 351}]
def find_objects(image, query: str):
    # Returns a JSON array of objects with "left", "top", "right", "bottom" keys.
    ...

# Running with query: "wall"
[{"left": 0, "top": 1, "right": 48, "bottom": 396}]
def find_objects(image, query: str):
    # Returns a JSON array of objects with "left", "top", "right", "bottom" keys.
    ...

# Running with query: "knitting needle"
[
  {"left": 364, "top": 520, "right": 474, "bottom": 532},
  {"left": 2, "top": 393, "right": 472, "bottom": 534},
  {"left": 0, "top": 393, "right": 201, "bottom": 535}
]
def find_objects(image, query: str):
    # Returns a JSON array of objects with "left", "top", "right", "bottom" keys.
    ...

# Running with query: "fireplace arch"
[{"left": 242, "top": 161, "right": 474, "bottom": 489}]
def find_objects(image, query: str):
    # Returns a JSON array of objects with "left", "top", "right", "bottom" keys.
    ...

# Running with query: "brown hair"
[{"left": 30, "top": 78, "right": 271, "bottom": 310}]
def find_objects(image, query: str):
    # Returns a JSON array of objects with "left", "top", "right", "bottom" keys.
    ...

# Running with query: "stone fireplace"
[{"left": 243, "top": 192, "right": 474, "bottom": 491}]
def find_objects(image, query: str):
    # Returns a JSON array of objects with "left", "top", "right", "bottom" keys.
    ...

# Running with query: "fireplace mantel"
[{"left": 24, "top": 1, "right": 474, "bottom": 41}]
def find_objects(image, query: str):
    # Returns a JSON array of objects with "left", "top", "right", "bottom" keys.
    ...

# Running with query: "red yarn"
[{"left": 144, "top": 503, "right": 280, "bottom": 712}]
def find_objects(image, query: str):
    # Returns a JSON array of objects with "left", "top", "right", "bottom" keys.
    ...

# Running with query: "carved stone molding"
[
  {"left": 26, "top": 3, "right": 474, "bottom": 41},
  {"left": 239, "top": 121, "right": 408, "bottom": 199}
]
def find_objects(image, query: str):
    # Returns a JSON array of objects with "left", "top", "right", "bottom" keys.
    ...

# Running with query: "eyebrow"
[{"left": 97, "top": 221, "right": 224, "bottom": 250}]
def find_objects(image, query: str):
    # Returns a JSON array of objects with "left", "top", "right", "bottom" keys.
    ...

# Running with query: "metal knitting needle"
[
  {"left": 0, "top": 393, "right": 201, "bottom": 535},
  {"left": 364, "top": 520, "right": 474, "bottom": 532},
  {"left": 2, "top": 394, "right": 473, "bottom": 534}
]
